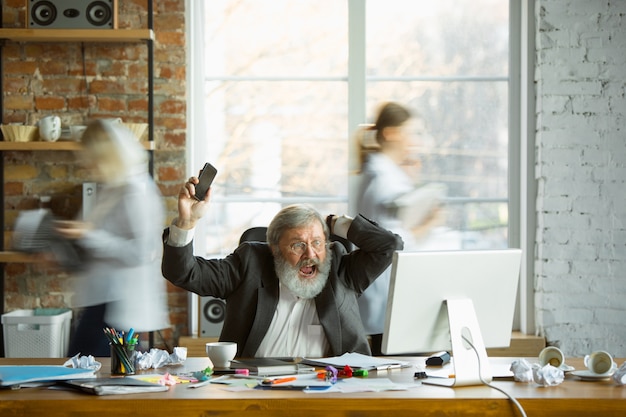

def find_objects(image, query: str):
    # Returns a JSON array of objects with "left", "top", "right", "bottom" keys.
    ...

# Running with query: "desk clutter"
[
  {"left": 508, "top": 346, "right": 626, "bottom": 386},
  {"left": 1, "top": 348, "right": 625, "bottom": 398}
]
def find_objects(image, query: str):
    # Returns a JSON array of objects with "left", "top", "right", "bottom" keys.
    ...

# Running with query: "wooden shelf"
[
  {"left": 0, "top": 140, "right": 154, "bottom": 151},
  {"left": 179, "top": 336, "right": 219, "bottom": 357},
  {"left": 0, "top": 251, "right": 41, "bottom": 263},
  {"left": 0, "top": 28, "right": 154, "bottom": 43},
  {"left": 487, "top": 331, "right": 546, "bottom": 357}
]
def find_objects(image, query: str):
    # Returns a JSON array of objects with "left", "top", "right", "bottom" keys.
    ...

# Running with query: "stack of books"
[{"left": 229, "top": 358, "right": 315, "bottom": 376}]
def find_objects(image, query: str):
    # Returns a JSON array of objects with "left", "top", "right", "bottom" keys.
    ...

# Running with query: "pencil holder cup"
[{"left": 110, "top": 344, "right": 137, "bottom": 375}]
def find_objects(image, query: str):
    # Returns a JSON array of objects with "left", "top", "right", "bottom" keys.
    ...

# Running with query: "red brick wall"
[{"left": 1, "top": 0, "right": 189, "bottom": 350}]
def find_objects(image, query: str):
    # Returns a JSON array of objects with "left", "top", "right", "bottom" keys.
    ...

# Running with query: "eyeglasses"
[{"left": 287, "top": 239, "right": 327, "bottom": 256}]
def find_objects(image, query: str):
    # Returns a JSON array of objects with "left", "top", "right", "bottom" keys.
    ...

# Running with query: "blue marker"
[{"left": 125, "top": 328, "right": 135, "bottom": 344}]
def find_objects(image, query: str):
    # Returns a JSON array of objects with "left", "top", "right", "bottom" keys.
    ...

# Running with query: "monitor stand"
[{"left": 423, "top": 298, "right": 492, "bottom": 387}]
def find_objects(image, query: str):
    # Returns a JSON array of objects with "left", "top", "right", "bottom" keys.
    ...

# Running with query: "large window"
[{"left": 189, "top": 0, "right": 511, "bottom": 258}]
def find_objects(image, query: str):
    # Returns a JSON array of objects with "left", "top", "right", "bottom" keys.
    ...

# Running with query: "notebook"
[
  {"left": 12, "top": 209, "right": 87, "bottom": 272},
  {"left": 301, "top": 352, "right": 409, "bottom": 370},
  {"left": 0, "top": 365, "right": 96, "bottom": 387},
  {"left": 61, "top": 377, "right": 169, "bottom": 395},
  {"left": 230, "top": 358, "right": 314, "bottom": 376}
]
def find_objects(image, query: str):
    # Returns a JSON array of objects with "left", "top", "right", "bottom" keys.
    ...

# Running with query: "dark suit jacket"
[{"left": 162, "top": 214, "right": 403, "bottom": 357}]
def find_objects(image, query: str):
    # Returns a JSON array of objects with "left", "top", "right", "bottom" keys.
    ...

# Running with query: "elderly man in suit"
[{"left": 162, "top": 176, "right": 403, "bottom": 358}]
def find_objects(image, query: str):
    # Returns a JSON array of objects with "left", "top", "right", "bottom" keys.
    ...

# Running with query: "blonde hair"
[{"left": 81, "top": 120, "right": 148, "bottom": 184}]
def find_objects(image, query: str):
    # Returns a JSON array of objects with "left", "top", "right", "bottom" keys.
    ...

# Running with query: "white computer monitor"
[{"left": 381, "top": 249, "right": 522, "bottom": 387}]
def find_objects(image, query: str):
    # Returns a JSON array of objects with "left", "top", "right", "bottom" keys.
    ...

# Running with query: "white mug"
[
  {"left": 584, "top": 350, "right": 616, "bottom": 375},
  {"left": 205, "top": 341, "right": 237, "bottom": 368},
  {"left": 69, "top": 125, "right": 87, "bottom": 141},
  {"left": 38, "top": 116, "right": 61, "bottom": 142},
  {"left": 538, "top": 346, "right": 565, "bottom": 368}
]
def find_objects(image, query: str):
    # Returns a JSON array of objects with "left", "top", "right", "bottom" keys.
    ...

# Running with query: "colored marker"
[
  {"left": 125, "top": 328, "right": 135, "bottom": 344},
  {"left": 212, "top": 369, "right": 250, "bottom": 376},
  {"left": 262, "top": 376, "right": 297, "bottom": 385}
]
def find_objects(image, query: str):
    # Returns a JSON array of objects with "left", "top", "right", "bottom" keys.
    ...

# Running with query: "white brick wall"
[{"left": 535, "top": 0, "right": 626, "bottom": 356}]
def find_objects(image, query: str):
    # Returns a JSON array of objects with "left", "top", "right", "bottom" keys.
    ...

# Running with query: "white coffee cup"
[
  {"left": 70, "top": 125, "right": 87, "bottom": 141},
  {"left": 38, "top": 115, "right": 61, "bottom": 142},
  {"left": 538, "top": 346, "right": 565, "bottom": 368},
  {"left": 584, "top": 350, "right": 616, "bottom": 375},
  {"left": 205, "top": 341, "right": 237, "bottom": 368}
]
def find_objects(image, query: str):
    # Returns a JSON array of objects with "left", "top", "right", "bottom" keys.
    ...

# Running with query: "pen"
[
  {"left": 376, "top": 364, "right": 402, "bottom": 371},
  {"left": 426, "top": 374, "right": 456, "bottom": 379},
  {"left": 212, "top": 369, "right": 250, "bottom": 376},
  {"left": 188, "top": 379, "right": 212, "bottom": 389},
  {"left": 262, "top": 376, "right": 297, "bottom": 385}
]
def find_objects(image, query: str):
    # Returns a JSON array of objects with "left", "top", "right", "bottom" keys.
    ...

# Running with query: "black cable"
[{"left": 156, "top": 329, "right": 172, "bottom": 352}]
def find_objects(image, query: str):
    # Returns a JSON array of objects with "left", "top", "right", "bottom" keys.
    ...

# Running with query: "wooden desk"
[
  {"left": 179, "top": 331, "right": 547, "bottom": 358},
  {"left": 1, "top": 357, "right": 625, "bottom": 417}
]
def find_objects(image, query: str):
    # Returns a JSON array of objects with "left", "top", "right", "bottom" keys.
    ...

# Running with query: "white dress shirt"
[{"left": 255, "top": 283, "right": 329, "bottom": 358}]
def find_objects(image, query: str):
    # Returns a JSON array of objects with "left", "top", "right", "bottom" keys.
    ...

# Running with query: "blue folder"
[{"left": 0, "top": 365, "right": 96, "bottom": 387}]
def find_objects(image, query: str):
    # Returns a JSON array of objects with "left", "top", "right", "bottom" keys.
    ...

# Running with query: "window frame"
[{"left": 185, "top": 0, "right": 535, "bottom": 335}]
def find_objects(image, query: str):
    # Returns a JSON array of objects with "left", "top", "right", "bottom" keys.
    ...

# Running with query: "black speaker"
[
  {"left": 28, "top": 0, "right": 118, "bottom": 29},
  {"left": 199, "top": 296, "right": 226, "bottom": 337}
]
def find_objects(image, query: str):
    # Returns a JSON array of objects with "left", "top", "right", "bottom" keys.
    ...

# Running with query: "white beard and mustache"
[{"left": 273, "top": 250, "right": 333, "bottom": 299}]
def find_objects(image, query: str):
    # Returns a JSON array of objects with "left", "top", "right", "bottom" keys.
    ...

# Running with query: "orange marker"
[{"left": 262, "top": 376, "right": 297, "bottom": 385}]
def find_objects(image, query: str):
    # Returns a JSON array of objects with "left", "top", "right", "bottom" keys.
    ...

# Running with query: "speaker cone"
[
  {"left": 203, "top": 299, "right": 226, "bottom": 324},
  {"left": 86, "top": 1, "right": 112, "bottom": 27},
  {"left": 31, "top": 0, "right": 57, "bottom": 27}
]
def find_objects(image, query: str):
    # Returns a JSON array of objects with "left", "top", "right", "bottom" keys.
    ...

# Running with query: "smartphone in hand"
[{"left": 194, "top": 162, "right": 218, "bottom": 201}]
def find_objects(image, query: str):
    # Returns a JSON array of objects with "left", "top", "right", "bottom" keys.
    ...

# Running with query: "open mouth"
[{"left": 299, "top": 263, "right": 318, "bottom": 279}]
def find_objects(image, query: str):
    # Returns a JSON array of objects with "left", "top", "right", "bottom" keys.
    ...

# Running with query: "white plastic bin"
[{"left": 2, "top": 308, "right": 72, "bottom": 358}]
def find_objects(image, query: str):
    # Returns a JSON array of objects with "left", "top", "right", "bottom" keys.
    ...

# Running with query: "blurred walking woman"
[
  {"left": 356, "top": 102, "right": 442, "bottom": 355},
  {"left": 59, "top": 120, "right": 169, "bottom": 356}
]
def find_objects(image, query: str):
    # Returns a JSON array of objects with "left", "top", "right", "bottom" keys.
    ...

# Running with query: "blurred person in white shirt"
[
  {"left": 355, "top": 102, "right": 444, "bottom": 355},
  {"left": 57, "top": 119, "right": 169, "bottom": 357}
]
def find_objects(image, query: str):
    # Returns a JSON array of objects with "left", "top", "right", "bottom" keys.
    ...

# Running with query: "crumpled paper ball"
[
  {"left": 612, "top": 361, "right": 626, "bottom": 385},
  {"left": 63, "top": 353, "right": 102, "bottom": 371},
  {"left": 532, "top": 363, "right": 564, "bottom": 386},
  {"left": 510, "top": 358, "right": 534, "bottom": 382},
  {"left": 510, "top": 358, "right": 565, "bottom": 386},
  {"left": 135, "top": 346, "right": 188, "bottom": 370}
]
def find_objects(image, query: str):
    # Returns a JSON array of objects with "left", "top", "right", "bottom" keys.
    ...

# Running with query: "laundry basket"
[{"left": 2, "top": 308, "right": 72, "bottom": 358}]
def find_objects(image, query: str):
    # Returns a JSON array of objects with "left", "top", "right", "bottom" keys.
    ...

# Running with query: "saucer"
[
  {"left": 571, "top": 370, "right": 614, "bottom": 381},
  {"left": 559, "top": 364, "right": 575, "bottom": 372}
]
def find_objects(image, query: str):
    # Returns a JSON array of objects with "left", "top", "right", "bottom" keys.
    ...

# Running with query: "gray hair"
[{"left": 267, "top": 204, "right": 329, "bottom": 247}]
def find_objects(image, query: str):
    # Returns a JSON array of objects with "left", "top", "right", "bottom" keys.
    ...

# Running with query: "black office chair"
[
  {"left": 238, "top": 226, "right": 354, "bottom": 252},
  {"left": 239, "top": 226, "right": 267, "bottom": 244}
]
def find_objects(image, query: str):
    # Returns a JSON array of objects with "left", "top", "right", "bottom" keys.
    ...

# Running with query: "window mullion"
[{"left": 347, "top": 0, "right": 367, "bottom": 214}]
